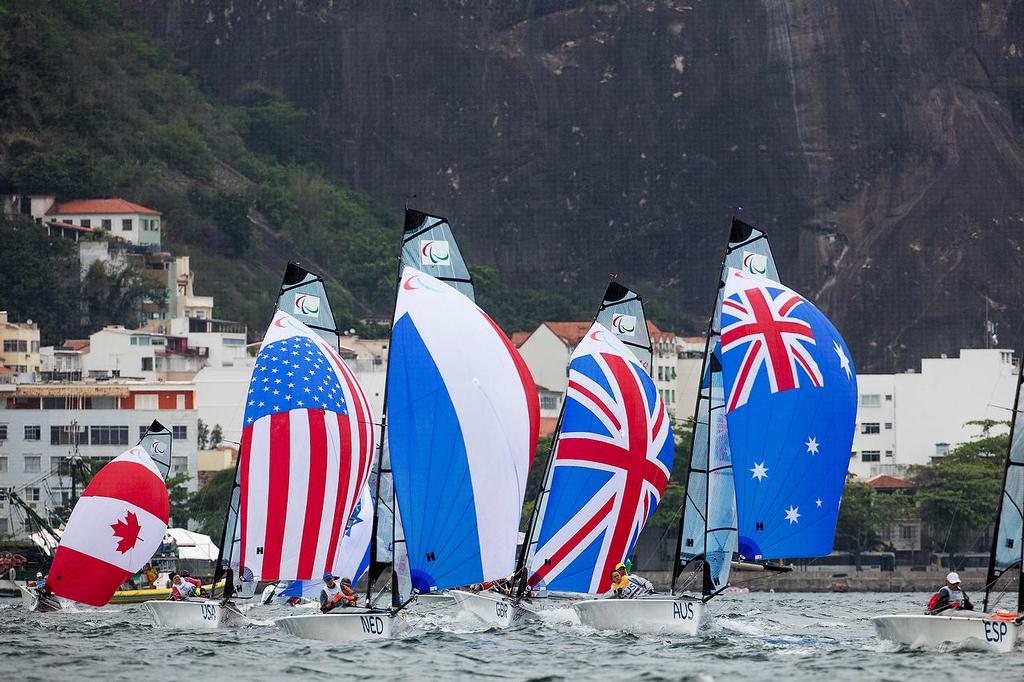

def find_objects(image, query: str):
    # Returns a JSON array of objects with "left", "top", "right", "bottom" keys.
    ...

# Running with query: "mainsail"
[
  {"left": 523, "top": 282, "right": 673, "bottom": 595},
  {"left": 675, "top": 218, "right": 778, "bottom": 597},
  {"left": 984, "top": 359, "right": 1024, "bottom": 612},
  {"left": 48, "top": 421, "right": 172, "bottom": 606},
  {"left": 386, "top": 267, "right": 538, "bottom": 593}
]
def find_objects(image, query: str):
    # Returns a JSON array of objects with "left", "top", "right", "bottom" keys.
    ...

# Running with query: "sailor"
[
  {"left": 143, "top": 563, "right": 159, "bottom": 588},
  {"left": 168, "top": 572, "right": 202, "bottom": 600},
  {"left": 607, "top": 562, "right": 655, "bottom": 599},
  {"left": 929, "top": 572, "right": 974, "bottom": 613},
  {"left": 320, "top": 573, "right": 357, "bottom": 613}
]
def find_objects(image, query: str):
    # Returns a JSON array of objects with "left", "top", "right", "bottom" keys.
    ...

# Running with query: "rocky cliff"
[{"left": 121, "top": 0, "right": 1024, "bottom": 371}]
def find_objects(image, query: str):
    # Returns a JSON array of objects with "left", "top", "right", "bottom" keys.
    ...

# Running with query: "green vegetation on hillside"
[{"left": 0, "top": 0, "right": 583, "bottom": 342}]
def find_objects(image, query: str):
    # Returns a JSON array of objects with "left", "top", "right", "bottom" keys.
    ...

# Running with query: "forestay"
[
  {"left": 48, "top": 423, "right": 172, "bottom": 606},
  {"left": 985, "top": 359, "right": 1024, "bottom": 612},
  {"left": 237, "top": 311, "right": 375, "bottom": 582},
  {"left": 720, "top": 269, "right": 857, "bottom": 559},
  {"left": 526, "top": 322, "right": 673, "bottom": 594},
  {"left": 676, "top": 218, "right": 779, "bottom": 597},
  {"left": 387, "top": 267, "right": 538, "bottom": 593}
]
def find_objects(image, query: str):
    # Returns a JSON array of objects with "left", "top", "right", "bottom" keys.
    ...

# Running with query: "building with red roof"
[{"left": 46, "top": 197, "right": 162, "bottom": 248}]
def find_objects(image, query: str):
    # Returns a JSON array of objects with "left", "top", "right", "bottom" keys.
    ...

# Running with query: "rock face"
[{"left": 121, "top": 0, "right": 1024, "bottom": 371}]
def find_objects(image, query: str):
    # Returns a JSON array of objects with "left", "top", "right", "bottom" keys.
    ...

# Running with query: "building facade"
[
  {"left": 0, "top": 312, "right": 41, "bottom": 382},
  {"left": 0, "top": 382, "right": 198, "bottom": 538},
  {"left": 45, "top": 198, "right": 161, "bottom": 248},
  {"left": 848, "top": 348, "right": 1018, "bottom": 478}
]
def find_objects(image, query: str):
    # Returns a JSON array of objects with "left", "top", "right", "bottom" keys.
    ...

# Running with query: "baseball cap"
[{"left": 946, "top": 571, "right": 961, "bottom": 584}]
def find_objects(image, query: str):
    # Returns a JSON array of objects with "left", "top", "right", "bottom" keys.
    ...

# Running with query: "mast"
[
  {"left": 984, "top": 357, "right": 1024, "bottom": 612},
  {"left": 672, "top": 216, "right": 777, "bottom": 600}
]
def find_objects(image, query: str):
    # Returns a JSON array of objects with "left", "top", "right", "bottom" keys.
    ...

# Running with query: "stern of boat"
[
  {"left": 143, "top": 599, "right": 251, "bottom": 629},
  {"left": 871, "top": 613, "right": 1020, "bottom": 653},
  {"left": 450, "top": 590, "right": 539, "bottom": 629},
  {"left": 276, "top": 609, "right": 394, "bottom": 641},
  {"left": 573, "top": 597, "right": 704, "bottom": 635}
]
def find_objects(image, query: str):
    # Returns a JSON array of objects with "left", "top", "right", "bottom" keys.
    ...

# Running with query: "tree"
[
  {"left": 834, "top": 475, "right": 912, "bottom": 570},
  {"left": 196, "top": 419, "right": 209, "bottom": 450},
  {"left": 167, "top": 473, "right": 192, "bottom": 528},
  {"left": 186, "top": 467, "right": 236, "bottom": 538},
  {"left": 209, "top": 424, "right": 224, "bottom": 449},
  {"left": 81, "top": 260, "right": 167, "bottom": 331},
  {"left": 910, "top": 435, "right": 1006, "bottom": 564}
]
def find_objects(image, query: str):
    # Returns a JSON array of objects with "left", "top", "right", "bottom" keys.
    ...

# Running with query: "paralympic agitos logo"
[
  {"left": 293, "top": 293, "right": 321, "bottom": 318},
  {"left": 611, "top": 313, "right": 637, "bottom": 337},
  {"left": 420, "top": 239, "right": 451, "bottom": 266}
]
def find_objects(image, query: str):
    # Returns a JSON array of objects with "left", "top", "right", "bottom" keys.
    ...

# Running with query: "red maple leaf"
[{"left": 110, "top": 510, "right": 143, "bottom": 553}]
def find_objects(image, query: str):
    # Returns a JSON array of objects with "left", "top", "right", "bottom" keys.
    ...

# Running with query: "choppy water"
[{"left": 0, "top": 592, "right": 1014, "bottom": 681}]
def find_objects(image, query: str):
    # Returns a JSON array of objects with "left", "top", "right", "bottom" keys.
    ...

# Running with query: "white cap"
[
  {"left": 946, "top": 571, "right": 961, "bottom": 584},
  {"left": 35, "top": 572, "right": 42, "bottom": 578}
]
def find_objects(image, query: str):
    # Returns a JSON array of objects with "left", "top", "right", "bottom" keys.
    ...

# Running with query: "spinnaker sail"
[
  {"left": 523, "top": 282, "right": 673, "bottom": 595},
  {"left": 48, "top": 421, "right": 172, "bottom": 606},
  {"left": 985, "top": 359, "right": 1024, "bottom": 612},
  {"left": 387, "top": 267, "right": 538, "bottom": 593},
  {"left": 720, "top": 268, "right": 857, "bottom": 559}
]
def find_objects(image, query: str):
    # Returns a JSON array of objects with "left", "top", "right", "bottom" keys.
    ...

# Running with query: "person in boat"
[
  {"left": 928, "top": 572, "right": 974, "bottom": 614},
  {"left": 143, "top": 563, "right": 159, "bottom": 589},
  {"left": 319, "top": 573, "right": 357, "bottom": 613},
  {"left": 607, "top": 563, "right": 655, "bottom": 599},
  {"left": 168, "top": 572, "right": 202, "bottom": 601}
]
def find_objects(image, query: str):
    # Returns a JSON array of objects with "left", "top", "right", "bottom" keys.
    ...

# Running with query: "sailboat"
[
  {"left": 667, "top": 217, "right": 857, "bottom": 634},
  {"left": 451, "top": 281, "right": 669, "bottom": 628},
  {"left": 146, "top": 263, "right": 375, "bottom": 628},
  {"left": 872, "top": 360, "right": 1024, "bottom": 652},
  {"left": 21, "top": 422, "right": 173, "bottom": 612}
]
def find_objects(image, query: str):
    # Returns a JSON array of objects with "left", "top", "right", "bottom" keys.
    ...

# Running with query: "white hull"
[
  {"left": 276, "top": 608, "right": 394, "bottom": 641},
  {"left": 573, "top": 597, "right": 704, "bottom": 635},
  {"left": 872, "top": 613, "right": 1020, "bottom": 652},
  {"left": 450, "top": 590, "right": 539, "bottom": 629},
  {"left": 18, "top": 585, "right": 64, "bottom": 613},
  {"left": 143, "top": 599, "right": 252, "bottom": 628}
]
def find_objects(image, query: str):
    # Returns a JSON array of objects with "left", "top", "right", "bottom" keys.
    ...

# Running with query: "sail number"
[
  {"left": 984, "top": 620, "right": 1008, "bottom": 643},
  {"left": 495, "top": 601, "right": 509, "bottom": 619},
  {"left": 673, "top": 602, "right": 695, "bottom": 620},
  {"left": 200, "top": 604, "right": 218, "bottom": 621},
  {"left": 360, "top": 616, "right": 386, "bottom": 635}
]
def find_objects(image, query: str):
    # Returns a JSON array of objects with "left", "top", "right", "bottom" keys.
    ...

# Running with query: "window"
[
  {"left": 0, "top": 518, "right": 7, "bottom": 533},
  {"left": 130, "top": 336, "right": 150, "bottom": 346},
  {"left": 3, "top": 340, "right": 27, "bottom": 352},
  {"left": 935, "top": 443, "right": 950, "bottom": 456},
  {"left": 50, "top": 456, "right": 65, "bottom": 473},
  {"left": 657, "top": 366, "right": 664, "bottom": 381},
  {"left": 101, "top": 218, "right": 111, "bottom": 229},
  {"left": 885, "top": 450, "right": 894, "bottom": 457},
  {"left": 43, "top": 397, "right": 68, "bottom": 409},
  {"left": 540, "top": 395, "right": 558, "bottom": 410},
  {"left": 900, "top": 525, "right": 914, "bottom": 540},
  {"left": 24, "top": 455, "right": 41, "bottom": 473},
  {"left": 860, "top": 394, "right": 881, "bottom": 408},
  {"left": 80, "top": 219, "right": 91, "bottom": 227},
  {"left": 91, "top": 397, "right": 115, "bottom": 410},
  {"left": 861, "top": 423, "right": 880, "bottom": 434},
  {"left": 670, "top": 389, "right": 675, "bottom": 404},
  {"left": 24, "top": 425, "right": 40, "bottom": 441},
  {"left": 885, "top": 394, "right": 893, "bottom": 401},
  {"left": 171, "top": 456, "right": 188, "bottom": 475},
  {"left": 884, "top": 422, "right": 893, "bottom": 430},
  {"left": 90, "top": 425, "right": 129, "bottom": 446},
  {"left": 51, "top": 425, "right": 87, "bottom": 445},
  {"left": 135, "top": 394, "right": 159, "bottom": 410},
  {"left": 176, "top": 394, "right": 185, "bottom": 410},
  {"left": 0, "top": 425, "right": 6, "bottom": 440},
  {"left": 172, "top": 425, "right": 188, "bottom": 440},
  {"left": 0, "top": 456, "right": 7, "bottom": 472},
  {"left": 122, "top": 218, "right": 133, "bottom": 231},
  {"left": 141, "top": 357, "right": 154, "bottom": 372},
  {"left": 861, "top": 451, "right": 881, "bottom": 463},
  {"left": 25, "top": 487, "right": 40, "bottom": 502}
]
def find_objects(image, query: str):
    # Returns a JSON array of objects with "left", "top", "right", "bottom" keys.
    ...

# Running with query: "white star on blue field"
[{"left": 244, "top": 336, "right": 348, "bottom": 424}]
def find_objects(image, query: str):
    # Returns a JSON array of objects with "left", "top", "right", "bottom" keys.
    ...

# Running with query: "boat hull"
[
  {"left": 573, "top": 597, "right": 704, "bottom": 635},
  {"left": 871, "top": 613, "right": 1020, "bottom": 652},
  {"left": 143, "top": 599, "right": 251, "bottom": 628},
  {"left": 450, "top": 590, "right": 539, "bottom": 629},
  {"left": 276, "top": 609, "right": 394, "bottom": 641},
  {"left": 18, "top": 585, "right": 64, "bottom": 613}
]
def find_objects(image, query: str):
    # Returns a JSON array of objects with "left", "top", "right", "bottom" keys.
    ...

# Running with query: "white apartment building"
[
  {"left": 45, "top": 198, "right": 162, "bottom": 248},
  {"left": 848, "top": 348, "right": 1018, "bottom": 478},
  {"left": 168, "top": 257, "right": 214, "bottom": 320},
  {"left": 0, "top": 381, "right": 198, "bottom": 538}
]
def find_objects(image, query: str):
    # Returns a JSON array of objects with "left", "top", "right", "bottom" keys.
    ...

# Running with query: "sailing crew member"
[
  {"left": 928, "top": 572, "right": 974, "bottom": 613},
  {"left": 607, "top": 563, "right": 655, "bottom": 599},
  {"left": 143, "top": 563, "right": 159, "bottom": 588},
  {"left": 169, "top": 572, "right": 202, "bottom": 600},
  {"left": 320, "top": 573, "right": 357, "bottom": 613}
]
